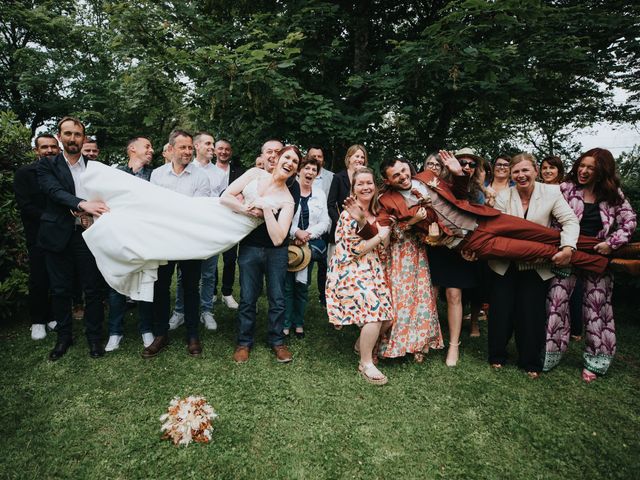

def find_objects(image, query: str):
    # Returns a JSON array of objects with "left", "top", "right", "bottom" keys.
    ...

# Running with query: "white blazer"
[
  {"left": 289, "top": 187, "right": 331, "bottom": 239},
  {"left": 489, "top": 182, "right": 580, "bottom": 280}
]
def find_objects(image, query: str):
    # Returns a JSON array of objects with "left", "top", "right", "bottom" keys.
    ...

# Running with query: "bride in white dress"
[{"left": 82, "top": 146, "right": 300, "bottom": 301}]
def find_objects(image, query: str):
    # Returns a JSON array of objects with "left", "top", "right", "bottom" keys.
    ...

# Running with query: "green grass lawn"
[{"left": 1, "top": 271, "right": 639, "bottom": 479}]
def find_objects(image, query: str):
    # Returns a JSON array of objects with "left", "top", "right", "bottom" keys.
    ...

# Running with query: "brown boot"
[
  {"left": 141, "top": 335, "right": 169, "bottom": 359},
  {"left": 233, "top": 345, "right": 250, "bottom": 363},
  {"left": 187, "top": 338, "right": 202, "bottom": 357},
  {"left": 272, "top": 345, "right": 293, "bottom": 363},
  {"left": 611, "top": 242, "right": 640, "bottom": 259},
  {"left": 610, "top": 258, "right": 640, "bottom": 276}
]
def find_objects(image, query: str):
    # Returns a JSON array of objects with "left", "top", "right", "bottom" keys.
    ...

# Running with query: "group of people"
[{"left": 13, "top": 115, "right": 639, "bottom": 387}]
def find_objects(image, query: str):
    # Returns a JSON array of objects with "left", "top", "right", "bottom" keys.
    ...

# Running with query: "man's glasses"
[{"left": 460, "top": 160, "right": 476, "bottom": 168}]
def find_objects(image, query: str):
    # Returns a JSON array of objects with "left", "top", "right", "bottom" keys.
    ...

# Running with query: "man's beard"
[{"left": 65, "top": 143, "right": 80, "bottom": 153}]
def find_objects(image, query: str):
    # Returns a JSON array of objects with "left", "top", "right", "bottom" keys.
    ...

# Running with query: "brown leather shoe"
[
  {"left": 609, "top": 258, "right": 640, "bottom": 276},
  {"left": 272, "top": 345, "right": 292, "bottom": 363},
  {"left": 233, "top": 346, "right": 250, "bottom": 363},
  {"left": 187, "top": 338, "right": 202, "bottom": 357},
  {"left": 141, "top": 335, "right": 168, "bottom": 358}
]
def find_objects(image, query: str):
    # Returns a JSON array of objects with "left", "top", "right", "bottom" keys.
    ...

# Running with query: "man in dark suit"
[
  {"left": 37, "top": 116, "right": 110, "bottom": 361},
  {"left": 13, "top": 133, "right": 60, "bottom": 340}
]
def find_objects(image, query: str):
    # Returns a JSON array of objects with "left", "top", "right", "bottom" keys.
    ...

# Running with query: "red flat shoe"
[{"left": 582, "top": 368, "right": 597, "bottom": 383}]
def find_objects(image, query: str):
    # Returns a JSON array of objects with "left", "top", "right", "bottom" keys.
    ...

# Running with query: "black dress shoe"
[
  {"left": 48, "top": 339, "right": 73, "bottom": 361},
  {"left": 89, "top": 342, "right": 105, "bottom": 358}
]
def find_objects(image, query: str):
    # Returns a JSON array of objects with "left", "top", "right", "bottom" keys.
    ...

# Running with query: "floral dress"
[
  {"left": 326, "top": 210, "right": 393, "bottom": 326},
  {"left": 379, "top": 226, "right": 443, "bottom": 357}
]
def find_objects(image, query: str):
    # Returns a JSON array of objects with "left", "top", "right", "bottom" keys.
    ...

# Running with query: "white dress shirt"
[
  {"left": 150, "top": 162, "right": 211, "bottom": 197},
  {"left": 313, "top": 168, "right": 334, "bottom": 196}
]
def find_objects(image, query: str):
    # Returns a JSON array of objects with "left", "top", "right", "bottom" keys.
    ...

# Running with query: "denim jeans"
[
  {"left": 237, "top": 244, "right": 287, "bottom": 347},
  {"left": 284, "top": 271, "right": 309, "bottom": 329},
  {"left": 175, "top": 255, "right": 218, "bottom": 314},
  {"left": 153, "top": 260, "right": 202, "bottom": 340},
  {"left": 107, "top": 288, "right": 153, "bottom": 336}
]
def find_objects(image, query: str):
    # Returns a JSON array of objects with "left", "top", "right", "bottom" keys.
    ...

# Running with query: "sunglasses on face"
[{"left": 460, "top": 160, "right": 476, "bottom": 168}]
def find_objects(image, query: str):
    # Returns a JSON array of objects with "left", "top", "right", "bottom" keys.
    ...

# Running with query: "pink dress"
[{"left": 379, "top": 227, "right": 443, "bottom": 358}]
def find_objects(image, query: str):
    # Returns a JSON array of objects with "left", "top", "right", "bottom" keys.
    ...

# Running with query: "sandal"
[
  {"left": 527, "top": 371, "right": 541, "bottom": 380},
  {"left": 490, "top": 363, "right": 503, "bottom": 369},
  {"left": 445, "top": 341, "right": 461, "bottom": 367},
  {"left": 414, "top": 352, "right": 425, "bottom": 363},
  {"left": 358, "top": 363, "right": 388, "bottom": 385},
  {"left": 582, "top": 368, "right": 597, "bottom": 383}
]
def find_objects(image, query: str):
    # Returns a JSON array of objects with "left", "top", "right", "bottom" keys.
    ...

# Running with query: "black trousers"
[
  {"left": 214, "top": 245, "right": 237, "bottom": 297},
  {"left": 27, "top": 243, "right": 51, "bottom": 325},
  {"left": 45, "top": 229, "right": 104, "bottom": 343},
  {"left": 153, "top": 260, "right": 202, "bottom": 339},
  {"left": 488, "top": 265, "right": 548, "bottom": 372}
]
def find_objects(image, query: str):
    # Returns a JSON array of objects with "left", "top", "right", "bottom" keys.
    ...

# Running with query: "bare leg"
[
  {"left": 446, "top": 287, "right": 462, "bottom": 367},
  {"left": 358, "top": 322, "right": 386, "bottom": 382}
]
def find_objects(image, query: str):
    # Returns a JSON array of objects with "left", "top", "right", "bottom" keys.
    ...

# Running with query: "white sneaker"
[
  {"left": 222, "top": 295, "right": 239, "bottom": 309},
  {"left": 141, "top": 332, "right": 155, "bottom": 348},
  {"left": 212, "top": 295, "right": 217, "bottom": 304},
  {"left": 105, "top": 335, "right": 123, "bottom": 352},
  {"left": 200, "top": 311, "right": 218, "bottom": 331},
  {"left": 31, "top": 324, "right": 46, "bottom": 340},
  {"left": 47, "top": 321, "right": 57, "bottom": 331},
  {"left": 168, "top": 311, "right": 184, "bottom": 330}
]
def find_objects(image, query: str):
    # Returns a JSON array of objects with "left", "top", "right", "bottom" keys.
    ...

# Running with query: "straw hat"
[
  {"left": 454, "top": 147, "right": 484, "bottom": 163},
  {"left": 287, "top": 244, "right": 312, "bottom": 272}
]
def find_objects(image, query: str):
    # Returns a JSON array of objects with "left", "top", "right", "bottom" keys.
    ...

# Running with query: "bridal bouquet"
[{"left": 160, "top": 396, "right": 219, "bottom": 446}]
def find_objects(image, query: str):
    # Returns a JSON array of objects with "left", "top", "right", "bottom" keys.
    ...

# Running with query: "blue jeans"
[
  {"left": 237, "top": 245, "right": 287, "bottom": 347},
  {"left": 107, "top": 288, "right": 153, "bottom": 336},
  {"left": 175, "top": 255, "right": 218, "bottom": 314},
  {"left": 284, "top": 271, "right": 309, "bottom": 329}
]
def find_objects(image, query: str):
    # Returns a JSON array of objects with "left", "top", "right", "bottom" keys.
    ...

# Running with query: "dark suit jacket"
[
  {"left": 327, "top": 170, "right": 351, "bottom": 242},
  {"left": 13, "top": 158, "right": 47, "bottom": 247},
  {"left": 37, "top": 153, "right": 86, "bottom": 252},
  {"left": 228, "top": 160, "right": 245, "bottom": 185}
]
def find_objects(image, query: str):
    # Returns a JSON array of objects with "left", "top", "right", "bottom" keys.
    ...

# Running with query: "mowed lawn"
[{"left": 1, "top": 268, "right": 639, "bottom": 480}]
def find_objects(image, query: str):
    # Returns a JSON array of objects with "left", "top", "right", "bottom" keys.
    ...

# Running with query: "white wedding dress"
[{"left": 81, "top": 161, "right": 281, "bottom": 301}]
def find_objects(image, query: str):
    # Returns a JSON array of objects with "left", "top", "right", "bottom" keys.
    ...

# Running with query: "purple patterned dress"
[{"left": 544, "top": 182, "right": 636, "bottom": 374}]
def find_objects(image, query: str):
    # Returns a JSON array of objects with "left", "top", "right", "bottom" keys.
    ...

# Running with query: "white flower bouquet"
[{"left": 160, "top": 396, "right": 219, "bottom": 446}]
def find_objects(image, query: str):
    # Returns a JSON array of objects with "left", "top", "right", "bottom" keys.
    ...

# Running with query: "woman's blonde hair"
[
  {"left": 350, "top": 167, "right": 380, "bottom": 215},
  {"left": 510, "top": 152, "right": 538, "bottom": 170},
  {"left": 344, "top": 144, "right": 368, "bottom": 168}
]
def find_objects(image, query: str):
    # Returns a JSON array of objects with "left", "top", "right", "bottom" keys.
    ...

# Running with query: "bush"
[{"left": 0, "top": 111, "right": 35, "bottom": 322}]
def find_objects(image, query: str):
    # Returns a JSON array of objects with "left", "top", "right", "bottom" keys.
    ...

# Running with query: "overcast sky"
[{"left": 574, "top": 88, "right": 639, "bottom": 155}]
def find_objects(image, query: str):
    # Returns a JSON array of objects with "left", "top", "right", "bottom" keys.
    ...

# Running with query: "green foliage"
[
  {"left": 0, "top": 111, "right": 33, "bottom": 321},
  {"left": 2, "top": 1, "right": 638, "bottom": 165}
]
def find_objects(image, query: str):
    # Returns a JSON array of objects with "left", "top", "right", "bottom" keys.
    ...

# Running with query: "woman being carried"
[{"left": 81, "top": 147, "right": 300, "bottom": 302}]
